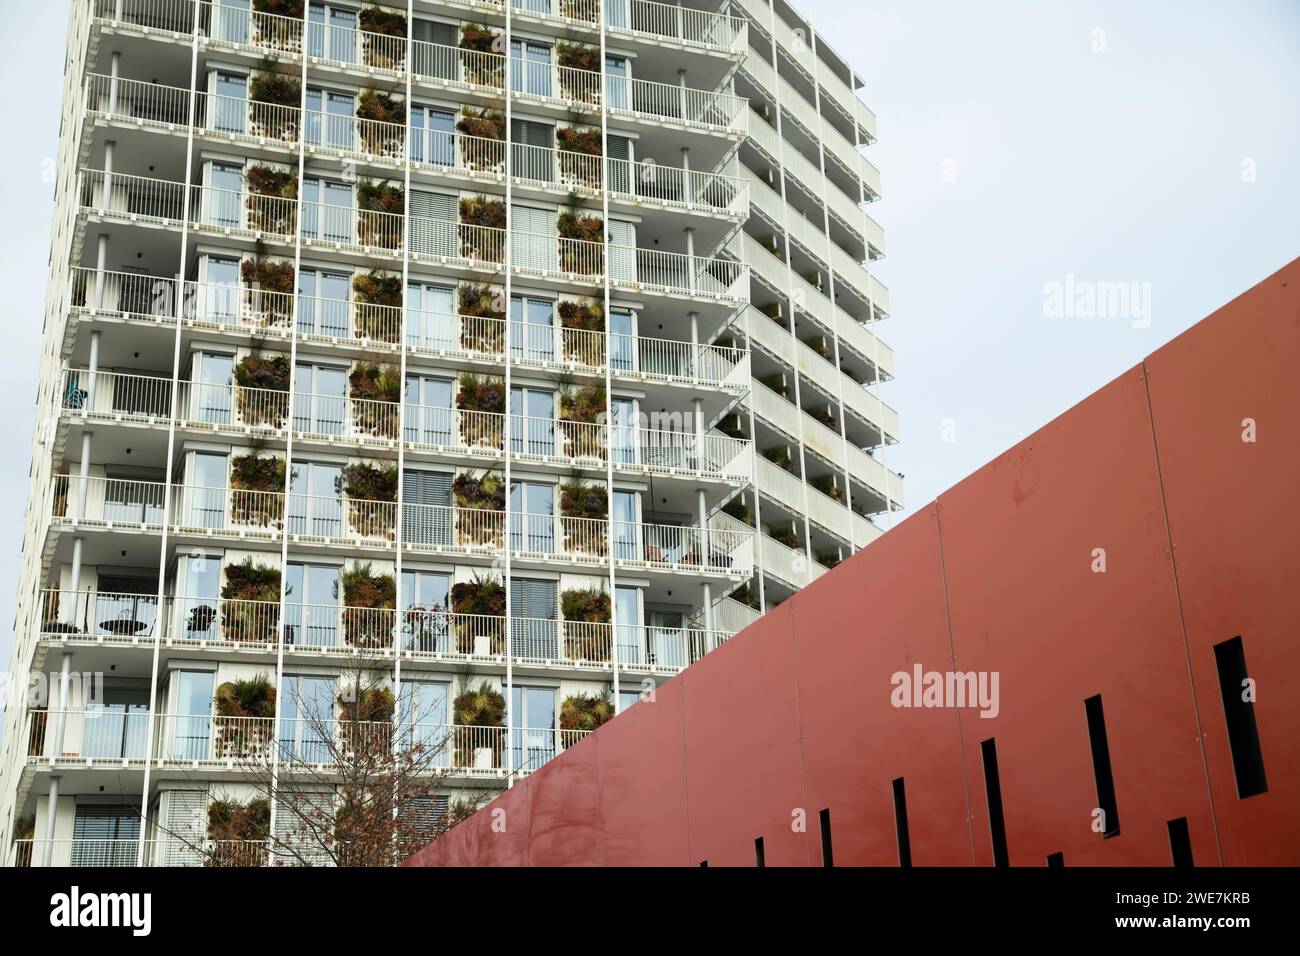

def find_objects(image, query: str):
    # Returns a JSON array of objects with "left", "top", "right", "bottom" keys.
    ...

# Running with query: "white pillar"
[
  {"left": 94, "top": 234, "right": 109, "bottom": 309},
  {"left": 103, "top": 139, "right": 116, "bottom": 211},
  {"left": 87, "top": 329, "right": 102, "bottom": 408},
  {"left": 108, "top": 51, "right": 121, "bottom": 115},
  {"left": 680, "top": 146, "right": 691, "bottom": 204},
  {"left": 77, "top": 430, "right": 93, "bottom": 516},
  {"left": 688, "top": 310, "right": 700, "bottom": 382},
  {"left": 684, "top": 226, "right": 696, "bottom": 295},
  {"left": 41, "top": 776, "right": 61, "bottom": 867}
]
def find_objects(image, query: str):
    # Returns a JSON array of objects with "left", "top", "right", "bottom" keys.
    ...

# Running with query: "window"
[
  {"left": 73, "top": 805, "right": 141, "bottom": 867},
  {"left": 406, "top": 281, "right": 456, "bottom": 350},
  {"left": 211, "top": 71, "right": 247, "bottom": 134},
  {"left": 614, "top": 585, "right": 642, "bottom": 664},
  {"left": 284, "top": 562, "right": 340, "bottom": 647},
  {"left": 400, "top": 569, "right": 450, "bottom": 653},
  {"left": 612, "top": 489, "right": 639, "bottom": 560},
  {"left": 307, "top": 3, "right": 358, "bottom": 64},
  {"left": 293, "top": 362, "right": 347, "bottom": 436},
  {"left": 187, "top": 452, "right": 228, "bottom": 529},
  {"left": 609, "top": 308, "right": 635, "bottom": 372},
  {"left": 605, "top": 56, "right": 629, "bottom": 110},
  {"left": 402, "top": 469, "right": 453, "bottom": 547},
  {"left": 510, "top": 39, "right": 552, "bottom": 97},
  {"left": 83, "top": 687, "right": 149, "bottom": 759},
  {"left": 404, "top": 374, "right": 454, "bottom": 446},
  {"left": 510, "top": 295, "right": 555, "bottom": 363},
  {"left": 302, "top": 177, "right": 353, "bottom": 243},
  {"left": 611, "top": 396, "right": 637, "bottom": 464},
  {"left": 298, "top": 268, "right": 351, "bottom": 337},
  {"left": 509, "top": 577, "right": 558, "bottom": 659},
  {"left": 287, "top": 461, "right": 343, "bottom": 538},
  {"left": 200, "top": 256, "right": 241, "bottom": 327},
  {"left": 409, "top": 189, "right": 458, "bottom": 257},
  {"left": 647, "top": 609, "right": 688, "bottom": 668},
  {"left": 211, "top": 0, "right": 251, "bottom": 45},
  {"left": 510, "top": 205, "right": 558, "bottom": 272},
  {"left": 398, "top": 680, "right": 450, "bottom": 761},
  {"left": 280, "top": 675, "right": 335, "bottom": 764},
  {"left": 510, "top": 685, "right": 557, "bottom": 771},
  {"left": 510, "top": 386, "right": 555, "bottom": 457},
  {"left": 176, "top": 554, "right": 221, "bottom": 640},
  {"left": 410, "top": 105, "right": 455, "bottom": 165},
  {"left": 305, "top": 87, "right": 356, "bottom": 149},
  {"left": 171, "top": 671, "right": 215, "bottom": 761},
  {"left": 509, "top": 481, "right": 554, "bottom": 554},
  {"left": 206, "top": 161, "right": 244, "bottom": 229},
  {"left": 512, "top": 118, "right": 555, "bottom": 184}
]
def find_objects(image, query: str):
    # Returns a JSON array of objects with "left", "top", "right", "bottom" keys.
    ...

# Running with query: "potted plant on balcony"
[
  {"left": 560, "top": 479, "right": 607, "bottom": 556},
  {"left": 559, "top": 0, "right": 599, "bottom": 24},
  {"left": 349, "top": 361, "right": 401, "bottom": 437},
  {"left": 559, "top": 692, "right": 613, "bottom": 742},
  {"left": 557, "top": 298, "right": 604, "bottom": 365},
  {"left": 557, "top": 206, "right": 604, "bottom": 275},
  {"left": 449, "top": 574, "right": 506, "bottom": 657},
  {"left": 456, "top": 108, "right": 506, "bottom": 171},
  {"left": 233, "top": 352, "right": 290, "bottom": 427},
  {"left": 721, "top": 494, "right": 752, "bottom": 526},
  {"left": 767, "top": 522, "right": 799, "bottom": 550},
  {"left": 340, "top": 561, "right": 396, "bottom": 649},
  {"left": 458, "top": 25, "right": 504, "bottom": 86},
  {"left": 731, "top": 580, "right": 761, "bottom": 610},
  {"left": 452, "top": 470, "right": 505, "bottom": 549},
  {"left": 359, "top": 6, "right": 407, "bottom": 69},
  {"left": 214, "top": 673, "right": 277, "bottom": 758},
  {"left": 810, "top": 472, "right": 843, "bottom": 502},
  {"left": 560, "top": 586, "right": 611, "bottom": 661},
  {"left": 452, "top": 681, "right": 505, "bottom": 768},
  {"left": 338, "top": 683, "right": 395, "bottom": 757},
  {"left": 351, "top": 269, "right": 402, "bottom": 343},
  {"left": 341, "top": 461, "right": 398, "bottom": 539},
  {"left": 356, "top": 89, "right": 406, "bottom": 157},
  {"left": 457, "top": 283, "right": 504, "bottom": 354},
  {"left": 556, "top": 126, "right": 603, "bottom": 189},
  {"left": 229, "top": 452, "right": 288, "bottom": 528},
  {"left": 761, "top": 446, "right": 791, "bottom": 470},
  {"left": 356, "top": 180, "right": 404, "bottom": 249},
  {"left": 251, "top": 1, "right": 303, "bottom": 51},
  {"left": 240, "top": 240, "right": 295, "bottom": 326},
  {"left": 815, "top": 549, "right": 843, "bottom": 570},
  {"left": 250, "top": 68, "right": 301, "bottom": 141},
  {"left": 221, "top": 559, "right": 281, "bottom": 643},
  {"left": 556, "top": 42, "right": 601, "bottom": 104},
  {"left": 244, "top": 164, "right": 298, "bottom": 236},
  {"left": 458, "top": 195, "right": 506, "bottom": 262},
  {"left": 455, "top": 373, "right": 505, "bottom": 448},
  {"left": 559, "top": 382, "right": 606, "bottom": 459},
  {"left": 206, "top": 797, "right": 270, "bottom": 867}
]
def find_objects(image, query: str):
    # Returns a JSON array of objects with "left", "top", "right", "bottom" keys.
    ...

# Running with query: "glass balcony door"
[
  {"left": 611, "top": 396, "right": 637, "bottom": 465},
  {"left": 211, "top": 71, "right": 248, "bottom": 134},
  {"left": 284, "top": 562, "right": 340, "bottom": 648},
  {"left": 293, "top": 362, "right": 347, "bottom": 436},
  {"left": 297, "top": 269, "right": 351, "bottom": 337},
  {"left": 280, "top": 675, "right": 335, "bottom": 764},
  {"left": 509, "top": 481, "right": 554, "bottom": 554},
  {"left": 302, "top": 177, "right": 354, "bottom": 243},
  {"left": 404, "top": 374, "right": 454, "bottom": 445},
  {"left": 509, "top": 386, "right": 554, "bottom": 457},
  {"left": 612, "top": 489, "right": 639, "bottom": 560},
  {"left": 406, "top": 281, "right": 455, "bottom": 350},
  {"left": 609, "top": 309, "right": 635, "bottom": 372},
  {"left": 287, "top": 461, "right": 343, "bottom": 538},
  {"left": 410, "top": 105, "right": 455, "bottom": 166},
  {"left": 307, "top": 3, "right": 358, "bottom": 64},
  {"left": 176, "top": 554, "right": 222, "bottom": 640},
  {"left": 187, "top": 451, "right": 228, "bottom": 528},
  {"left": 398, "top": 680, "right": 449, "bottom": 762},
  {"left": 206, "top": 161, "right": 244, "bottom": 229},
  {"left": 510, "top": 39, "right": 553, "bottom": 97},
  {"left": 211, "top": 0, "right": 251, "bottom": 45},
  {"left": 510, "top": 685, "right": 556, "bottom": 771},
  {"left": 305, "top": 87, "right": 356, "bottom": 150},
  {"left": 510, "top": 295, "right": 555, "bottom": 363},
  {"left": 614, "top": 585, "right": 642, "bottom": 665},
  {"left": 71, "top": 805, "right": 141, "bottom": 867},
  {"left": 605, "top": 56, "right": 629, "bottom": 110},
  {"left": 400, "top": 569, "right": 450, "bottom": 652},
  {"left": 171, "top": 670, "right": 215, "bottom": 760}
]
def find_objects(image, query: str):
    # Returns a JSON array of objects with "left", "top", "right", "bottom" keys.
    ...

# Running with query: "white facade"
[{"left": 1, "top": 0, "right": 900, "bottom": 867}]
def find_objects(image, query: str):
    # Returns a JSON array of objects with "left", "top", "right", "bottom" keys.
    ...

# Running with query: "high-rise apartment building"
[{"left": 1, "top": 0, "right": 900, "bottom": 867}]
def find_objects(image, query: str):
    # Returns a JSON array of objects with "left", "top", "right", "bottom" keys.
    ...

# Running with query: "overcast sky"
[{"left": 0, "top": 1, "right": 1296, "bottom": 737}]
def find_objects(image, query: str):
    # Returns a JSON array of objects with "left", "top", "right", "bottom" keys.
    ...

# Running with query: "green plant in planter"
[
  {"left": 250, "top": 69, "right": 301, "bottom": 140},
  {"left": 557, "top": 298, "right": 604, "bottom": 365},
  {"left": 234, "top": 353, "right": 291, "bottom": 427},
  {"left": 810, "top": 473, "right": 843, "bottom": 502},
  {"left": 721, "top": 495, "right": 752, "bottom": 525},
  {"left": 761, "top": 446, "right": 791, "bottom": 469},
  {"left": 452, "top": 471, "right": 505, "bottom": 548},
  {"left": 767, "top": 523, "right": 799, "bottom": 550},
  {"left": 206, "top": 798, "right": 270, "bottom": 866},
  {"left": 220, "top": 559, "right": 281, "bottom": 643},
  {"left": 455, "top": 108, "right": 506, "bottom": 171},
  {"left": 560, "top": 693, "right": 613, "bottom": 733},
  {"left": 557, "top": 208, "right": 605, "bottom": 274},
  {"left": 730, "top": 580, "right": 761, "bottom": 610},
  {"left": 339, "top": 684, "right": 395, "bottom": 723},
  {"left": 230, "top": 453, "right": 287, "bottom": 527},
  {"left": 340, "top": 562, "right": 396, "bottom": 649},
  {"left": 352, "top": 270, "right": 402, "bottom": 343},
  {"left": 251, "top": 0, "right": 302, "bottom": 50},
  {"left": 356, "top": 181, "right": 405, "bottom": 249},
  {"left": 459, "top": 25, "right": 504, "bottom": 86},
  {"left": 452, "top": 681, "right": 506, "bottom": 764},
  {"left": 559, "top": 382, "right": 606, "bottom": 459},
  {"left": 758, "top": 372, "right": 788, "bottom": 399},
  {"left": 455, "top": 373, "right": 505, "bottom": 448},
  {"left": 253, "top": 0, "right": 302, "bottom": 14},
  {"left": 356, "top": 89, "right": 406, "bottom": 156},
  {"left": 560, "top": 586, "right": 611, "bottom": 661},
  {"left": 556, "top": 42, "right": 601, "bottom": 104},
  {"left": 556, "top": 126, "right": 603, "bottom": 187},
  {"left": 559, "top": 479, "right": 608, "bottom": 556},
  {"left": 349, "top": 362, "right": 402, "bottom": 437},
  {"left": 450, "top": 575, "right": 506, "bottom": 654},
  {"left": 559, "top": 0, "right": 600, "bottom": 24},
  {"left": 457, "top": 284, "right": 504, "bottom": 354},
  {"left": 458, "top": 195, "right": 506, "bottom": 262},
  {"left": 244, "top": 164, "right": 298, "bottom": 235},
  {"left": 240, "top": 242, "right": 295, "bottom": 326},
  {"left": 342, "top": 462, "right": 398, "bottom": 538},
  {"left": 359, "top": 7, "right": 408, "bottom": 69},
  {"left": 815, "top": 549, "right": 843, "bottom": 569},
  {"left": 214, "top": 674, "right": 277, "bottom": 759}
]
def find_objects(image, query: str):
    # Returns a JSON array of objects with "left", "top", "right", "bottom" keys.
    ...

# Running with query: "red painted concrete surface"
[{"left": 406, "top": 260, "right": 1300, "bottom": 867}]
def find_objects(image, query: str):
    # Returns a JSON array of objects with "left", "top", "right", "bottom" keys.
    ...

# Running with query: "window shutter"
[
  {"left": 608, "top": 219, "right": 636, "bottom": 282},
  {"left": 160, "top": 789, "right": 207, "bottom": 867},
  {"left": 409, "top": 189, "right": 457, "bottom": 257},
  {"left": 511, "top": 204, "right": 557, "bottom": 272},
  {"left": 402, "top": 469, "right": 452, "bottom": 545}
]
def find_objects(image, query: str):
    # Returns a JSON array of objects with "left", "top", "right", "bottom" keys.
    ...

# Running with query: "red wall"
[{"left": 406, "top": 259, "right": 1300, "bottom": 867}]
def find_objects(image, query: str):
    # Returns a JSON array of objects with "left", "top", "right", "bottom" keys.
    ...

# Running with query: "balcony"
[
  {"left": 34, "top": 586, "right": 730, "bottom": 675},
  {"left": 91, "top": 0, "right": 747, "bottom": 61},
  {"left": 55, "top": 368, "right": 752, "bottom": 481},
  {"left": 47, "top": 476, "right": 755, "bottom": 576},
  {"left": 74, "top": 170, "right": 749, "bottom": 302}
]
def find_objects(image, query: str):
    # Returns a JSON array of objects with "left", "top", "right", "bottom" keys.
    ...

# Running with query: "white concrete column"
[
  {"left": 94, "top": 234, "right": 109, "bottom": 309},
  {"left": 701, "top": 581, "right": 714, "bottom": 646},
  {"left": 41, "top": 776, "right": 61, "bottom": 867},
  {"left": 77, "top": 430, "right": 93, "bottom": 516},
  {"left": 688, "top": 309, "right": 700, "bottom": 383},
  {"left": 103, "top": 139, "right": 116, "bottom": 211},
  {"left": 684, "top": 226, "right": 696, "bottom": 295},
  {"left": 108, "top": 51, "right": 121, "bottom": 115},
  {"left": 87, "top": 329, "right": 102, "bottom": 408},
  {"left": 680, "top": 146, "right": 691, "bottom": 204}
]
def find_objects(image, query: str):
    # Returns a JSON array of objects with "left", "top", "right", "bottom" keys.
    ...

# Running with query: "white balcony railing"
[{"left": 47, "top": 477, "right": 754, "bottom": 575}]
